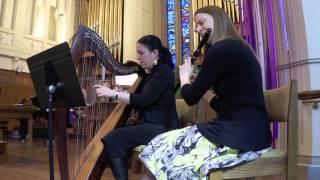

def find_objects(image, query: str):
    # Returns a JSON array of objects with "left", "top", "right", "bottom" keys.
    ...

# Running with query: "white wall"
[
  {"left": 0, "top": 55, "right": 14, "bottom": 70},
  {"left": 299, "top": 0, "right": 320, "bottom": 156},
  {"left": 1, "top": 0, "right": 157, "bottom": 70},
  {"left": 302, "top": 0, "right": 320, "bottom": 59},
  {"left": 123, "top": 0, "right": 155, "bottom": 62},
  {"left": 0, "top": 0, "right": 78, "bottom": 72},
  {"left": 1, "top": 0, "right": 15, "bottom": 29},
  {"left": 309, "top": 64, "right": 320, "bottom": 155}
]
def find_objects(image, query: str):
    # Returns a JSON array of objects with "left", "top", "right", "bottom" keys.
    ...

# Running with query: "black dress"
[
  {"left": 181, "top": 38, "right": 272, "bottom": 151},
  {"left": 102, "top": 63, "right": 179, "bottom": 158}
]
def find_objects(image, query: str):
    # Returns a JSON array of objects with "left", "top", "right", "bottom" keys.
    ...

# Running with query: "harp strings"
[{"left": 73, "top": 36, "right": 118, "bottom": 177}]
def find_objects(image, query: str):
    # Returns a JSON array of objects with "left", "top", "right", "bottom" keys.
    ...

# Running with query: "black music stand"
[{"left": 27, "top": 42, "right": 86, "bottom": 180}]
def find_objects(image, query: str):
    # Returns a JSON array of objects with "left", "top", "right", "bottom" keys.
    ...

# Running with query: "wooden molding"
[
  {"left": 298, "top": 155, "right": 320, "bottom": 167},
  {"left": 277, "top": 58, "right": 320, "bottom": 71},
  {"left": 298, "top": 89, "right": 320, "bottom": 100}
]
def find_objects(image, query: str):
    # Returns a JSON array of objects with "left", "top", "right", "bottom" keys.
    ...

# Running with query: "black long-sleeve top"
[
  {"left": 130, "top": 63, "right": 179, "bottom": 129},
  {"left": 181, "top": 38, "right": 272, "bottom": 151}
]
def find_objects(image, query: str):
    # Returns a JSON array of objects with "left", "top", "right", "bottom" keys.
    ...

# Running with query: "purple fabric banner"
[
  {"left": 242, "top": 0, "right": 256, "bottom": 51},
  {"left": 242, "top": 0, "right": 279, "bottom": 148},
  {"left": 278, "top": 0, "right": 289, "bottom": 50},
  {"left": 265, "top": 0, "right": 279, "bottom": 148}
]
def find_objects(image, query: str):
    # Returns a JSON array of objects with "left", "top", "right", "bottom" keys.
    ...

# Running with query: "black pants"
[{"left": 102, "top": 123, "right": 166, "bottom": 159}]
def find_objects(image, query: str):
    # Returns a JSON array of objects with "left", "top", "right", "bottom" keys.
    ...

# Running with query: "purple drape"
[
  {"left": 265, "top": 0, "right": 279, "bottom": 148},
  {"left": 242, "top": 0, "right": 256, "bottom": 51},
  {"left": 242, "top": 0, "right": 279, "bottom": 148}
]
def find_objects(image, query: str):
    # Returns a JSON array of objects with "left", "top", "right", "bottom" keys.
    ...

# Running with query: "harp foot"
[{"left": 87, "top": 152, "right": 108, "bottom": 180}]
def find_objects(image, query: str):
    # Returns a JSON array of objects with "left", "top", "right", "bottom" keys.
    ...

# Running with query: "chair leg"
[{"left": 209, "top": 170, "right": 222, "bottom": 180}]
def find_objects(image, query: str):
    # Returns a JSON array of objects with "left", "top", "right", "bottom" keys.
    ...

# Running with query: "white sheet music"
[{"left": 115, "top": 74, "right": 138, "bottom": 86}]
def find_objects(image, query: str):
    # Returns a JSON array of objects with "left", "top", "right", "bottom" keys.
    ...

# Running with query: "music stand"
[{"left": 27, "top": 42, "right": 86, "bottom": 180}]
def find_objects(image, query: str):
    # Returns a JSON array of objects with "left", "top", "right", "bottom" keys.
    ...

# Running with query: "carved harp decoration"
[
  {"left": 56, "top": 25, "right": 142, "bottom": 180},
  {"left": 71, "top": 25, "right": 140, "bottom": 75}
]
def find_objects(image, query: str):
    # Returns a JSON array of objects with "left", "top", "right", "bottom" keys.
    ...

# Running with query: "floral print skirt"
[{"left": 139, "top": 125, "right": 270, "bottom": 180}]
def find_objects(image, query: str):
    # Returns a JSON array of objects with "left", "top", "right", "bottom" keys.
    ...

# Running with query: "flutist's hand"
[{"left": 179, "top": 57, "right": 194, "bottom": 87}]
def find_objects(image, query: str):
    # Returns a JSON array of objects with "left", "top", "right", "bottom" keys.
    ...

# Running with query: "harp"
[{"left": 55, "top": 25, "right": 143, "bottom": 180}]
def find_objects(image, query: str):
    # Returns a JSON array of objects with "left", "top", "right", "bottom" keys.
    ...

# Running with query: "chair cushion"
[
  {"left": 211, "top": 149, "right": 287, "bottom": 179},
  {"left": 260, "top": 149, "right": 286, "bottom": 158},
  {"left": 133, "top": 145, "right": 147, "bottom": 152}
]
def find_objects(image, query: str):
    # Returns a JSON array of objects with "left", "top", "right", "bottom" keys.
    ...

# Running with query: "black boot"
[{"left": 109, "top": 157, "right": 128, "bottom": 180}]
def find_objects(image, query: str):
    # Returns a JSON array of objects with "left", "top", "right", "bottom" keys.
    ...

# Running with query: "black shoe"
[{"left": 109, "top": 157, "right": 128, "bottom": 180}]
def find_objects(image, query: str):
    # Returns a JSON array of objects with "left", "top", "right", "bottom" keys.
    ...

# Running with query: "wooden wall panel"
[{"left": 0, "top": 69, "right": 35, "bottom": 105}]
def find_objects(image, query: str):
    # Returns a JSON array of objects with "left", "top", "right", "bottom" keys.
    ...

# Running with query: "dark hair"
[{"left": 137, "top": 35, "right": 174, "bottom": 69}]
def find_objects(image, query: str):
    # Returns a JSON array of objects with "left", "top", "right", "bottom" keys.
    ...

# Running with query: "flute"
[
  {"left": 175, "top": 28, "right": 212, "bottom": 92},
  {"left": 190, "top": 28, "right": 212, "bottom": 64}
]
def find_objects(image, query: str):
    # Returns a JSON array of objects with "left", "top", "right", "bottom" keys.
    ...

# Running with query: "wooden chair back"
[{"left": 264, "top": 80, "right": 298, "bottom": 180}]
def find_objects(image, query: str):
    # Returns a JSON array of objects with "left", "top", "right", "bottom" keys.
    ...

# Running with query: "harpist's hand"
[
  {"left": 114, "top": 85, "right": 124, "bottom": 92},
  {"left": 179, "top": 57, "right": 194, "bottom": 86},
  {"left": 94, "top": 84, "right": 117, "bottom": 98}
]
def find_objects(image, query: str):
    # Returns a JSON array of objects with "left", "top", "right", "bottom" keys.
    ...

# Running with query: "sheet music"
[{"left": 115, "top": 74, "right": 138, "bottom": 86}]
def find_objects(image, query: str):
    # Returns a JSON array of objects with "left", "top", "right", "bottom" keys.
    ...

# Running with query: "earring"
[{"left": 152, "top": 59, "right": 158, "bottom": 66}]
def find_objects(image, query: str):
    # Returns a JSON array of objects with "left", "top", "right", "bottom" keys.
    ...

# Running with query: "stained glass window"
[
  {"left": 167, "top": 0, "right": 176, "bottom": 65},
  {"left": 180, "top": 0, "right": 191, "bottom": 63}
]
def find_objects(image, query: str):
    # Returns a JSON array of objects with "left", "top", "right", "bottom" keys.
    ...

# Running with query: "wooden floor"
[
  {"left": 0, "top": 139, "right": 319, "bottom": 180},
  {"left": 0, "top": 139, "right": 140, "bottom": 180}
]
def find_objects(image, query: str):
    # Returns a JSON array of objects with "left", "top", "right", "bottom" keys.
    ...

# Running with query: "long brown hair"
[{"left": 195, "top": 6, "right": 243, "bottom": 44}]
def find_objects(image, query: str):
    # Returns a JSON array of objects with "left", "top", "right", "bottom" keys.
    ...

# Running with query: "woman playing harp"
[
  {"left": 55, "top": 26, "right": 178, "bottom": 180},
  {"left": 92, "top": 35, "right": 179, "bottom": 179}
]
